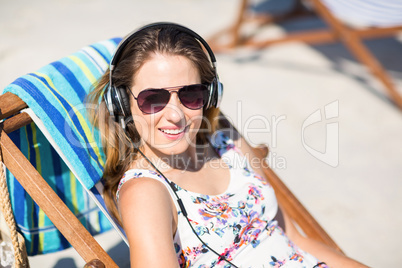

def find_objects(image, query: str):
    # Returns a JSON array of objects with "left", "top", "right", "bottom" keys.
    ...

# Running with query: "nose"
[{"left": 163, "top": 92, "right": 185, "bottom": 123}]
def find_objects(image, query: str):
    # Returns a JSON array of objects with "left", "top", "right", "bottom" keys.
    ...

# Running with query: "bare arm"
[{"left": 118, "top": 177, "right": 179, "bottom": 268}]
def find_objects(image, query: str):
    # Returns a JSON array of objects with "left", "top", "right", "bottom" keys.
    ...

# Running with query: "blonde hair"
[{"left": 87, "top": 25, "right": 221, "bottom": 225}]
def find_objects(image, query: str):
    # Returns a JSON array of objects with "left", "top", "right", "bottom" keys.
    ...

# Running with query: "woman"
[{"left": 88, "top": 22, "right": 366, "bottom": 267}]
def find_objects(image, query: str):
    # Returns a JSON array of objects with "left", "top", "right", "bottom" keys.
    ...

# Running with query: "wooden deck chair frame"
[
  {"left": 0, "top": 92, "right": 115, "bottom": 267},
  {"left": 208, "top": 0, "right": 402, "bottom": 110},
  {"left": 0, "top": 91, "right": 342, "bottom": 267}
]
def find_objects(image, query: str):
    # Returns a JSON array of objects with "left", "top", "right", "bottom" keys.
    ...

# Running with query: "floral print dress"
[{"left": 116, "top": 132, "right": 328, "bottom": 268}]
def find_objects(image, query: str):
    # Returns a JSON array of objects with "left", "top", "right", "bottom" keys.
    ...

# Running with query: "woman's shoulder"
[
  {"left": 118, "top": 174, "right": 169, "bottom": 200},
  {"left": 116, "top": 169, "right": 168, "bottom": 201},
  {"left": 121, "top": 169, "right": 163, "bottom": 182}
]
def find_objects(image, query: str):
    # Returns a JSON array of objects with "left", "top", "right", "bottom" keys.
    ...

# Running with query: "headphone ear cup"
[
  {"left": 104, "top": 86, "right": 115, "bottom": 116},
  {"left": 206, "top": 78, "right": 223, "bottom": 109},
  {"left": 206, "top": 81, "right": 215, "bottom": 110},
  {"left": 115, "top": 86, "right": 131, "bottom": 117},
  {"left": 215, "top": 79, "right": 223, "bottom": 108},
  {"left": 106, "top": 85, "right": 131, "bottom": 119}
]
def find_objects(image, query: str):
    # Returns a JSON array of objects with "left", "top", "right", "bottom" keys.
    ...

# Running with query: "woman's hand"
[{"left": 118, "top": 177, "right": 180, "bottom": 268}]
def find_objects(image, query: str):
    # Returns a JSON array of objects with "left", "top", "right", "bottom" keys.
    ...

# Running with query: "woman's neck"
[{"left": 133, "top": 142, "right": 210, "bottom": 174}]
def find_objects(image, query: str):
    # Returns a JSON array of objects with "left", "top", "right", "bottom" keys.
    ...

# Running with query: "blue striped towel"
[{"left": 3, "top": 37, "right": 122, "bottom": 255}]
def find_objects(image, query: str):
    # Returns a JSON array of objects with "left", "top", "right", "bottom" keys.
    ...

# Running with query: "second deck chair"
[
  {"left": 208, "top": 0, "right": 402, "bottom": 110},
  {"left": 0, "top": 37, "right": 343, "bottom": 267}
]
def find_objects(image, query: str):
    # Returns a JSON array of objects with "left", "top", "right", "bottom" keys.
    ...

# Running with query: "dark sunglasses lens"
[
  {"left": 179, "top": 84, "right": 209, "bottom": 110},
  {"left": 137, "top": 89, "right": 170, "bottom": 113}
]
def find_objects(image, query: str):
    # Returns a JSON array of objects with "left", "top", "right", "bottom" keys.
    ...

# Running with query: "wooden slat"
[
  {"left": 0, "top": 92, "right": 27, "bottom": 120},
  {"left": 242, "top": 29, "right": 337, "bottom": 48},
  {"left": 2, "top": 113, "right": 33, "bottom": 134},
  {"left": 354, "top": 26, "right": 402, "bottom": 39},
  {"left": 0, "top": 128, "right": 117, "bottom": 267}
]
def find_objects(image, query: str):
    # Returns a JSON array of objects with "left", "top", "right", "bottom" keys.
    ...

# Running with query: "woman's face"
[{"left": 130, "top": 53, "right": 203, "bottom": 157}]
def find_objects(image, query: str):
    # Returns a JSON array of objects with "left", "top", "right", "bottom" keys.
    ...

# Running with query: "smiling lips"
[{"left": 159, "top": 126, "right": 187, "bottom": 138}]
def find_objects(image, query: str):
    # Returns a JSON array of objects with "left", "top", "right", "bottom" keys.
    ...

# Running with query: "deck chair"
[
  {"left": 208, "top": 0, "right": 402, "bottom": 110},
  {"left": 0, "top": 37, "right": 343, "bottom": 267},
  {"left": 0, "top": 38, "right": 124, "bottom": 267}
]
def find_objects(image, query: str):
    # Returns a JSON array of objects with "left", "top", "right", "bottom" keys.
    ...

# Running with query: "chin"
[
  {"left": 153, "top": 131, "right": 201, "bottom": 157},
  {"left": 152, "top": 139, "right": 192, "bottom": 156}
]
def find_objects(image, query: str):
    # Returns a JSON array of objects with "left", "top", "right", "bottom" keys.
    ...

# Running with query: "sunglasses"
[{"left": 130, "top": 84, "right": 209, "bottom": 114}]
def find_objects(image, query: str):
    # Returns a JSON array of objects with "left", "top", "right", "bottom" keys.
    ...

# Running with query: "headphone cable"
[{"left": 136, "top": 148, "right": 239, "bottom": 268}]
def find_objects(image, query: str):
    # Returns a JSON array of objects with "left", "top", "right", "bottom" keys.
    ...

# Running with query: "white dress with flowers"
[{"left": 116, "top": 131, "right": 328, "bottom": 268}]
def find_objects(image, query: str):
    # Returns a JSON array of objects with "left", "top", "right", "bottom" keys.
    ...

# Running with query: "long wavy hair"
[{"left": 87, "top": 24, "right": 221, "bottom": 225}]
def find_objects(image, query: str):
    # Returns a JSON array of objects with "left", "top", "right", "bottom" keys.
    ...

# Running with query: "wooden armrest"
[
  {"left": 0, "top": 92, "right": 28, "bottom": 120},
  {"left": 0, "top": 93, "right": 32, "bottom": 133},
  {"left": 254, "top": 153, "right": 343, "bottom": 253},
  {"left": 218, "top": 111, "right": 343, "bottom": 253},
  {"left": 253, "top": 144, "right": 269, "bottom": 159}
]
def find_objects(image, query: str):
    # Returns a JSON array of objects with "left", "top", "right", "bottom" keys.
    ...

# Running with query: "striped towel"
[{"left": 3, "top": 37, "right": 122, "bottom": 255}]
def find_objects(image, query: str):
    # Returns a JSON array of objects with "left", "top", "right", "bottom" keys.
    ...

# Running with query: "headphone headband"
[
  {"left": 105, "top": 22, "right": 223, "bottom": 129},
  {"left": 110, "top": 22, "right": 217, "bottom": 71}
]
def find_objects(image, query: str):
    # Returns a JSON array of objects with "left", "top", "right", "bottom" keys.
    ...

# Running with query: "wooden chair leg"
[
  {"left": 345, "top": 32, "right": 402, "bottom": 109},
  {"left": 229, "top": 0, "right": 249, "bottom": 48},
  {"left": 207, "top": 0, "right": 249, "bottom": 51}
]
